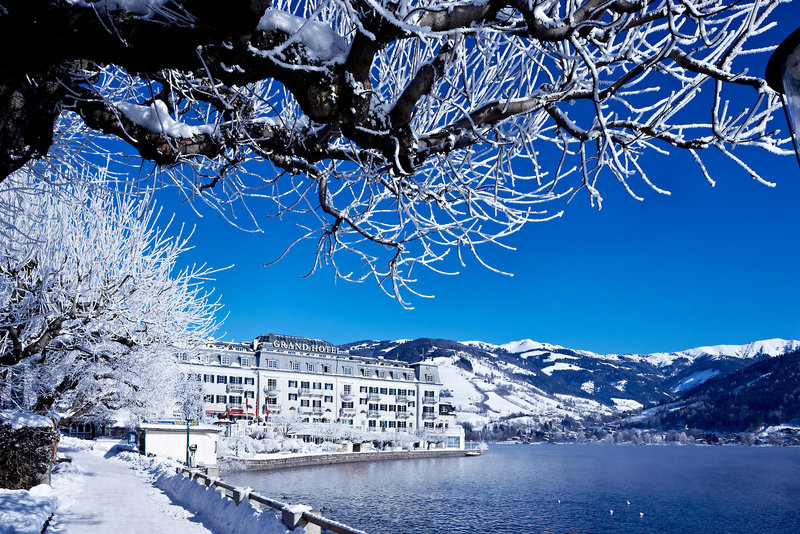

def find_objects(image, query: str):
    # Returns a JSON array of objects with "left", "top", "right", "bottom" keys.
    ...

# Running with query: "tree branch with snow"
[{"left": 0, "top": 0, "right": 793, "bottom": 305}]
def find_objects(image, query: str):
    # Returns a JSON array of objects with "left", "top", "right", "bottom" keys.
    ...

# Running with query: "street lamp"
[{"left": 766, "top": 27, "right": 800, "bottom": 169}]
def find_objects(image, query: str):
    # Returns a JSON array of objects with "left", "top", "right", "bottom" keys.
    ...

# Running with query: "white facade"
[
  {"left": 178, "top": 334, "right": 462, "bottom": 446},
  {"left": 138, "top": 421, "right": 222, "bottom": 467}
]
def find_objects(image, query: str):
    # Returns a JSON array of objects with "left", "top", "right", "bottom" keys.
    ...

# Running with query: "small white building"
[{"left": 137, "top": 420, "right": 222, "bottom": 468}]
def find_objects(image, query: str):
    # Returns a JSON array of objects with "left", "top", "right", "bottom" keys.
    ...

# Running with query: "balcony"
[
  {"left": 395, "top": 395, "right": 409, "bottom": 403},
  {"left": 298, "top": 387, "right": 311, "bottom": 395},
  {"left": 264, "top": 386, "right": 280, "bottom": 396},
  {"left": 422, "top": 412, "right": 436, "bottom": 420},
  {"left": 226, "top": 384, "right": 244, "bottom": 393},
  {"left": 228, "top": 403, "right": 244, "bottom": 410},
  {"left": 367, "top": 410, "right": 380, "bottom": 418},
  {"left": 340, "top": 393, "right": 355, "bottom": 401},
  {"left": 266, "top": 406, "right": 281, "bottom": 414},
  {"left": 395, "top": 411, "right": 411, "bottom": 419},
  {"left": 422, "top": 397, "right": 437, "bottom": 404},
  {"left": 340, "top": 408, "right": 356, "bottom": 417},
  {"left": 367, "top": 393, "right": 381, "bottom": 402}
]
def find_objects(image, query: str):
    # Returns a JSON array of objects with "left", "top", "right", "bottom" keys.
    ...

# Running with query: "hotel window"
[
  {"left": 178, "top": 352, "right": 188, "bottom": 361},
  {"left": 343, "top": 367, "right": 352, "bottom": 375},
  {"left": 389, "top": 388, "right": 396, "bottom": 395},
  {"left": 307, "top": 363, "right": 316, "bottom": 372},
  {"left": 388, "top": 405, "right": 396, "bottom": 411},
  {"left": 359, "top": 399, "right": 367, "bottom": 405},
  {"left": 379, "top": 421, "right": 387, "bottom": 429},
  {"left": 230, "top": 376, "right": 243, "bottom": 385},
  {"left": 267, "top": 378, "right": 278, "bottom": 388},
  {"left": 343, "top": 385, "right": 352, "bottom": 394},
  {"left": 369, "top": 403, "right": 379, "bottom": 411},
  {"left": 342, "top": 419, "right": 353, "bottom": 425},
  {"left": 379, "top": 404, "right": 387, "bottom": 411},
  {"left": 409, "top": 401, "right": 415, "bottom": 407},
  {"left": 244, "top": 377, "right": 255, "bottom": 385},
  {"left": 324, "top": 383, "right": 333, "bottom": 390},
  {"left": 216, "top": 375, "right": 227, "bottom": 384},
  {"left": 300, "top": 399, "right": 310, "bottom": 407},
  {"left": 268, "top": 360, "right": 278, "bottom": 368},
  {"left": 301, "top": 381, "right": 310, "bottom": 389},
  {"left": 267, "top": 397, "right": 278, "bottom": 405},
  {"left": 426, "top": 374, "right": 434, "bottom": 382},
  {"left": 312, "top": 400, "right": 322, "bottom": 408},
  {"left": 359, "top": 386, "right": 367, "bottom": 393},
  {"left": 397, "top": 421, "right": 407, "bottom": 429},
  {"left": 291, "top": 361, "right": 300, "bottom": 371},
  {"left": 302, "top": 418, "right": 310, "bottom": 423},
  {"left": 409, "top": 423, "right": 413, "bottom": 429},
  {"left": 241, "top": 357, "right": 250, "bottom": 367},
  {"left": 424, "top": 422, "right": 434, "bottom": 428},
  {"left": 204, "top": 395, "right": 214, "bottom": 403},
  {"left": 244, "top": 391, "right": 255, "bottom": 399},
  {"left": 288, "top": 380, "right": 298, "bottom": 388},
  {"left": 388, "top": 421, "right": 396, "bottom": 428},
  {"left": 229, "top": 395, "right": 242, "bottom": 404},
  {"left": 342, "top": 401, "right": 354, "bottom": 409},
  {"left": 288, "top": 394, "right": 298, "bottom": 401},
  {"left": 368, "top": 420, "right": 376, "bottom": 428},
  {"left": 322, "top": 365, "right": 329, "bottom": 373},
  {"left": 377, "top": 371, "right": 386, "bottom": 378},
  {"left": 220, "top": 355, "right": 231, "bottom": 365},
  {"left": 204, "top": 374, "right": 214, "bottom": 383},
  {"left": 312, "top": 382, "right": 322, "bottom": 390},
  {"left": 324, "top": 396, "right": 333, "bottom": 403},
  {"left": 379, "top": 387, "right": 387, "bottom": 394},
  {"left": 216, "top": 395, "right": 226, "bottom": 403}
]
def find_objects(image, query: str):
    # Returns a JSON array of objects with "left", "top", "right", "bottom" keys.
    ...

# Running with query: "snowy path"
[{"left": 48, "top": 444, "right": 211, "bottom": 534}]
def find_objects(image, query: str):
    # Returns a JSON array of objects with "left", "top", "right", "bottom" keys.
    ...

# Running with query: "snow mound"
[
  {"left": 0, "top": 412, "right": 54, "bottom": 431},
  {"left": 0, "top": 484, "right": 56, "bottom": 534}
]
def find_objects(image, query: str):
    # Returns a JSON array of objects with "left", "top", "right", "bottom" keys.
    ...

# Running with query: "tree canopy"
[
  {"left": 1, "top": 0, "right": 793, "bottom": 303},
  {"left": 0, "top": 173, "right": 220, "bottom": 420}
]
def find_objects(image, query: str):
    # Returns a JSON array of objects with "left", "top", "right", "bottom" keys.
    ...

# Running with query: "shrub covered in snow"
[{"left": 0, "top": 414, "right": 58, "bottom": 490}]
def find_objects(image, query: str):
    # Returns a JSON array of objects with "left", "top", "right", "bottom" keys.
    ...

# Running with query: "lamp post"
[{"left": 766, "top": 27, "right": 800, "bottom": 169}]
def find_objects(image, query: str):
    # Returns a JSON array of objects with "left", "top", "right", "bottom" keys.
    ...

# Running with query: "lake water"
[{"left": 224, "top": 444, "right": 800, "bottom": 533}]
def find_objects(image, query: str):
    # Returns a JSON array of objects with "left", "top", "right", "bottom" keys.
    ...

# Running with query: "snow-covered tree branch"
[
  {"left": 0, "top": 0, "right": 793, "bottom": 304},
  {"left": 0, "top": 171, "right": 221, "bottom": 421}
]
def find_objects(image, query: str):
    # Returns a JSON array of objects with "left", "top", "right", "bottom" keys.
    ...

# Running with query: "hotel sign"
[{"left": 272, "top": 340, "right": 341, "bottom": 354}]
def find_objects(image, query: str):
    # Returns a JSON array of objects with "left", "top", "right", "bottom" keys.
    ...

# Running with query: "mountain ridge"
[{"left": 339, "top": 337, "right": 800, "bottom": 431}]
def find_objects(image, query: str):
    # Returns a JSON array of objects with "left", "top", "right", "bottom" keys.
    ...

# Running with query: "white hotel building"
[{"left": 178, "top": 334, "right": 464, "bottom": 448}]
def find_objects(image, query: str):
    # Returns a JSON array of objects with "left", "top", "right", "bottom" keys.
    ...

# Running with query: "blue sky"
[{"left": 160, "top": 5, "right": 800, "bottom": 355}]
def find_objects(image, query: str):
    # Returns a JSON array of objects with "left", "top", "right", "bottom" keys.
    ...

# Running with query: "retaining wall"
[{"left": 221, "top": 449, "right": 469, "bottom": 472}]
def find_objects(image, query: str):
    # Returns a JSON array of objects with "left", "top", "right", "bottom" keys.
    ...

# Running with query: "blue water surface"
[{"left": 224, "top": 444, "right": 800, "bottom": 533}]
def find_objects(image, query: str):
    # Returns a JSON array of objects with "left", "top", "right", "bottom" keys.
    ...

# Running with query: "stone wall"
[{"left": 0, "top": 422, "right": 58, "bottom": 489}]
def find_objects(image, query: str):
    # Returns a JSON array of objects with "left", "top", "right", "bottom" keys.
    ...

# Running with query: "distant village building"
[{"left": 178, "top": 333, "right": 464, "bottom": 449}]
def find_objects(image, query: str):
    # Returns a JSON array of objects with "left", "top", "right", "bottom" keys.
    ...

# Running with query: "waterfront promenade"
[{"left": 48, "top": 440, "right": 212, "bottom": 534}]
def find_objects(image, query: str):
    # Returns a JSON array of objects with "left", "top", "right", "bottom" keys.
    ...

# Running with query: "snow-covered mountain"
[{"left": 340, "top": 338, "right": 800, "bottom": 429}]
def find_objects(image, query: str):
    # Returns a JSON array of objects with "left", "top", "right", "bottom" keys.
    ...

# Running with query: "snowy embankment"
[
  {"left": 115, "top": 450, "right": 299, "bottom": 534},
  {"left": 0, "top": 485, "right": 56, "bottom": 534},
  {"left": 0, "top": 437, "right": 300, "bottom": 534}
]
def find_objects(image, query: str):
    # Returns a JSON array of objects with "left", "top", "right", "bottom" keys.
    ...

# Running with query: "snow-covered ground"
[{"left": 0, "top": 438, "right": 300, "bottom": 534}]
